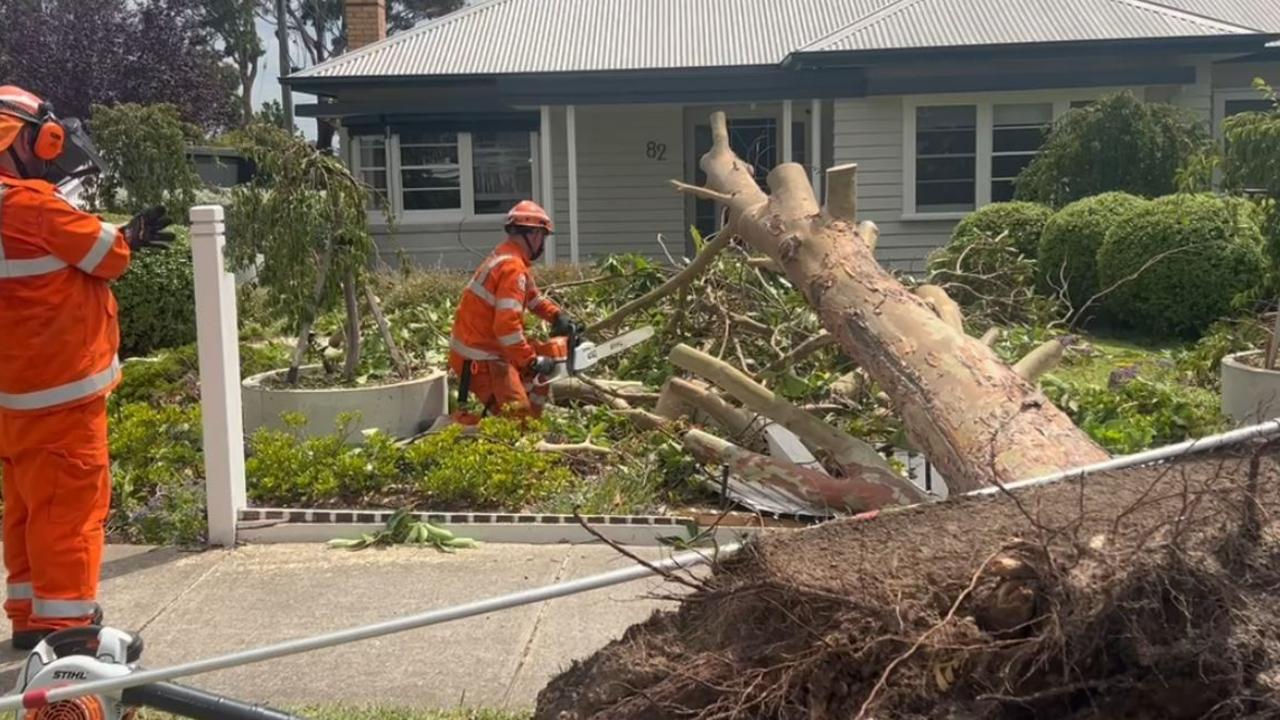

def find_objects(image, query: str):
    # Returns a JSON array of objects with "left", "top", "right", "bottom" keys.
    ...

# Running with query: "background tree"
[
  {"left": 264, "top": 0, "right": 464, "bottom": 148},
  {"left": 0, "top": 0, "right": 239, "bottom": 132},
  {"left": 204, "top": 0, "right": 266, "bottom": 127}
]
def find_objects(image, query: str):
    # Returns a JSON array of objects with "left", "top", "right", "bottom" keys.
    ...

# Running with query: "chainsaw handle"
[{"left": 122, "top": 681, "right": 304, "bottom": 720}]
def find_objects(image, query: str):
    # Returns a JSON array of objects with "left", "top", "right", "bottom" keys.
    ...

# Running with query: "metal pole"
[
  {"left": 276, "top": 0, "right": 295, "bottom": 132},
  {"left": 1, "top": 546, "right": 740, "bottom": 712}
]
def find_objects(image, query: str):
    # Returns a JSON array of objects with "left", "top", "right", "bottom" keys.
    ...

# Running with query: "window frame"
[
  {"left": 1214, "top": 87, "right": 1274, "bottom": 139},
  {"left": 350, "top": 130, "right": 540, "bottom": 225},
  {"left": 901, "top": 88, "right": 1131, "bottom": 221}
]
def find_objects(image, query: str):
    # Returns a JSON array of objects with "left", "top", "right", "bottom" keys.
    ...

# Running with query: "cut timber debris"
[
  {"left": 670, "top": 343, "right": 925, "bottom": 505},
  {"left": 675, "top": 111, "right": 1108, "bottom": 492}
]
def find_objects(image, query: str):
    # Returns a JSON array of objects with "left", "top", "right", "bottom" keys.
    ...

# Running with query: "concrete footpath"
[{"left": 0, "top": 543, "right": 689, "bottom": 711}]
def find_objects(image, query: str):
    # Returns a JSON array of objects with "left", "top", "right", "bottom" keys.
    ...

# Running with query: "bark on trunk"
[
  {"left": 342, "top": 271, "right": 361, "bottom": 382},
  {"left": 685, "top": 111, "right": 1108, "bottom": 491},
  {"left": 364, "top": 286, "right": 411, "bottom": 379}
]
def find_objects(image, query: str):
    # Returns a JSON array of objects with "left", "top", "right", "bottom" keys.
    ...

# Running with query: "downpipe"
[{"left": 3, "top": 418, "right": 1277, "bottom": 713}]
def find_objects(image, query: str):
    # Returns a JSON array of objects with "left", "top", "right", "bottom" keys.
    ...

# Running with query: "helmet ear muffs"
[{"left": 33, "top": 118, "right": 64, "bottom": 161}]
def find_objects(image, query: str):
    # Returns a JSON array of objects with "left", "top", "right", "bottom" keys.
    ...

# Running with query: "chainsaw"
[
  {"left": 15, "top": 625, "right": 300, "bottom": 720},
  {"left": 535, "top": 324, "right": 655, "bottom": 384}
]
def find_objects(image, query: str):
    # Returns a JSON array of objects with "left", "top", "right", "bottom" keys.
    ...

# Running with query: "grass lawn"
[{"left": 1048, "top": 331, "right": 1186, "bottom": 387}]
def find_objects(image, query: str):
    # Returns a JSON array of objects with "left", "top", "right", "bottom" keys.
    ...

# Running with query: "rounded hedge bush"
[
  {"left": 1037, "top": 192, "right": 1149, "bottom": 310},
  {"left": 112, "top": 224, "right": 197, "bottom": 357},
  {"left": 950, "top": 201, "right": 1052, "bottom": 258},
  {"left": 1097, "top": 194, "right": 1267, "bottom": 338}
]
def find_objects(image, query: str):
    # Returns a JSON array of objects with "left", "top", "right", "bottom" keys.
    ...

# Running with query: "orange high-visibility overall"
[
  {"left": 449, "top": 239, "right": 562, "bottom": 423},
  {"left": 0, "top": 176, "right": 130, "bottom": 635}
]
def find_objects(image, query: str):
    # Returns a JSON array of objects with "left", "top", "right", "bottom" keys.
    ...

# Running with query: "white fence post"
[{"left": 190, "top": 205, "right": 246, "bottom": 547}]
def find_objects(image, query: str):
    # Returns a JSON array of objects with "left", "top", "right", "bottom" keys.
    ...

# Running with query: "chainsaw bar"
[{"left": 587, "top": 326, "right": 655, "bottom": 366}]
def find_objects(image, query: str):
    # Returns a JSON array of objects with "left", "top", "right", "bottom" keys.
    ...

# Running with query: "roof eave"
[{"left": 784, "top": 34, "right": 1280, "bottom": 69}]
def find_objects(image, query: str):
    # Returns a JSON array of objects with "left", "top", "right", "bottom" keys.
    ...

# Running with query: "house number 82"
[{"left": 646, "top": 141, "right": 667, "bottom": 161}]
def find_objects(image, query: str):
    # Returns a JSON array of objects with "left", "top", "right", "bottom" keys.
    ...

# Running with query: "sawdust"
[{"left": 535, "top": 445, "right": 1280, "bottom": 719}]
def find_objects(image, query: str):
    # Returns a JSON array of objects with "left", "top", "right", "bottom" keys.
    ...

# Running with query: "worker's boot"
[{"left": 11, "top": 603, "right": 103, "bottom": 652}]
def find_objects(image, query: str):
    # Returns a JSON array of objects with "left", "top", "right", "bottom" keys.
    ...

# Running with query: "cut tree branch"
[
  {"left": 364, "top": 286, "right": 411, "bottom": 379},
  {"left": 759, "top": 332, "right": 836, "bottom": 375},
  {"left": 587, "top": 231, "right": 734, "bottom": 337},
  {"left": 824, "top": 163, "right": 858, "bottom": 222},
  {"left": 1013, "top": 337, "right": 1074, "bottom": 383},
  {"left": 670, "top": 179, "right": 735, "bottom": 204},
  {"left": 670, "top": 343, "right": 926, "bottom": 504},
  {"left": 912, "top": 285, "right": 965, "bottom": 334}
]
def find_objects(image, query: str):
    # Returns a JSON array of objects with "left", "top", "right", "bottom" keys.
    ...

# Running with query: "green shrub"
[
  {"left": 1176, "top": 316, "right": 1274, "bottom": 388},
  {"left": 950, "top": 201, "right": 1052, "bottom": 258},
  {"left": 112, "top": 341, "right": 292, "bottom": 408},
  {"left": 1015, "top": 91, "right": 1212, "bottom": 208},
  {"left": 405, "top": 418, "right": 573, "bottom": 508},
  {"left": 1041, "top": 374, "right": 1225, "bottom": 454},
  {"left": 1096, "top": 194, "right": 1267, "bottom": 338},
  {"left": 108, "top": 403, "right": 207, "bottom": 545},
  {"left": 112, "top": 225, "right": 197, "bottom": 356},
  {"left": 925, "top": 211, "right": 1060, "bottom": 326},
  {"left": 246, "top": 413, "right": 405, "bottom": 507},
  {"left": 1221, "top": 82, "right": 1280, "bottom": 281},
  {"left": 1037, "top": 192, "right": 1149, "bottom": 312}
]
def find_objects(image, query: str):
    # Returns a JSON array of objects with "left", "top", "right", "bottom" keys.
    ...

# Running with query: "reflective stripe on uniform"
[
  {"left": 0, "top": 186, "right": 72, "bottom": 279},
  {"left": 528, "top": 294, "right": 551, "bottom": 311},
  {"left": 449, "top": 337, "right": 499, "bottom": 361},
  {"left": 6, "top": 582, "right": 32, "bottom": 600},
  {"left": 475, "top": 254, "right": 517, "bottom": 284},
  {"left": 465, "top": 280, "right": 498, "bottom": 305},
  {"left": 0, "top": 255, "right": 68, "bottom": 279},
  {"left": 33, "top": 597, "right": 97, "bottom": 619},
  {"left": 0, "top": 356, "right": 121, "bottom": 412},
  {"left": 76, "top": 221, "right": 117, "bottom": 274},
  {"left": 497, "top": 331, "right": 525, "bottom": 347},
  {"left": 495, "top": 298, "right": 523, "bottom": 311}
]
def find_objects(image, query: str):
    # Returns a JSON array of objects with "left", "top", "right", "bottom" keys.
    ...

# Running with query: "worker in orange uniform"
[
  {"left": 448, "top": 200, "right": 582, "bottom": 423},
  {"left": 0, "top": 86, "right": 175, "bottom": 650}
]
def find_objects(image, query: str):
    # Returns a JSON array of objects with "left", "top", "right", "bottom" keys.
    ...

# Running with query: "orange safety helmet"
[
  {"left": 0, "top": 86, "right": 65, "bottom": 161},
  {"left": 505, "top": 200, "right": 554, "bottom": 234}
]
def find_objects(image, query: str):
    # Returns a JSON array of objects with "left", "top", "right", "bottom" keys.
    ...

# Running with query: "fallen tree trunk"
[
  {"left": 912, "top": 284, "right": 965, "bottom": 334},
  {"left": 684, "top": 429, "right": 904, "bottom": 512},
  {"left": 681, "top": 111, "right": 1108, "bottom": 491},
  {"left": 671, "top": 343, "right": 926, "bottom": 505}
]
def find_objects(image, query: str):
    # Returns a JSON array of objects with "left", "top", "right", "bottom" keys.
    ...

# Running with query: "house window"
[
  {"left": 357, "top": 137, "right": 389, "bottom": 209},
  {"left": 915, "top": 106, "right": 977, "bottom": 213},
  {"left": 1224, "top": 99, "right": 1274, "bottom": 117},
  {"left": 991, "top": 103, "right": 1052, "bottom": 202},
  {"left": 398, "top": 131, "right": 462, "bottom": 211},
  {"left": 904, "top": 92, "right": 1109, "bottom": 217},
  {"left": 353, "top": 130, "right": 537, "bottom": 220},
  {"left": 472, "top": 131, "right": 533, "bottom": 215}
]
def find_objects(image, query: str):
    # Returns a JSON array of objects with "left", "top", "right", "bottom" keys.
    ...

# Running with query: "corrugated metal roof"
[
  {"left": 294, "top": 0, "right": 899, "bottom": 78},
  {"left": 803, "top": 0, "right": 1259, "bottom": 54},
  {"left": 1148, "top": 0, "right": 1280, "bottom": 33},
  {"left": 294, "top": 0, "right": 1274, "bottom": 80}
]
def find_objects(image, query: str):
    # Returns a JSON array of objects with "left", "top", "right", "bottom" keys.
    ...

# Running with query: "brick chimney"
[{"left": 345, "top": 0, "right": 387, "bottom": 50}]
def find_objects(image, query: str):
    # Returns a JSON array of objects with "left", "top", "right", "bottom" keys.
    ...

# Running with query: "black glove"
[
  {"left": 123, "top": 205, "right": 176, "bottom": 252},
  {"left": 551, "top": 312, "right": 584, "bottom": 338},
  {"left": 529, "top": 356, "right": 557, "bottom": 376}
]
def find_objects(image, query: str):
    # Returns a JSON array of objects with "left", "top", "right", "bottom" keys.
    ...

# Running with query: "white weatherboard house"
[{"left": 286, "top": 0, "right": 1280, "bottom": 271}]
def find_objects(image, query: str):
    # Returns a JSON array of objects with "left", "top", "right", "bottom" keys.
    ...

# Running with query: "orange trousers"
[
  {"left": 1, "top": 396, "right": 110, "bottom": 634},
  {"left": 449, "top": 357, "right": 549, "bottom": 425}
]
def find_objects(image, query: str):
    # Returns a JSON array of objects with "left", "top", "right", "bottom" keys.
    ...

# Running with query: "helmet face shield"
[{"left": 46, "top": 118, "right": 106, "bottom": 186}]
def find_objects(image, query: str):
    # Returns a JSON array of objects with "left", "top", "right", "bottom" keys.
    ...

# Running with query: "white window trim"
[
  {"left": 1214, "top": 87, "right": 1271, "bottom": 139},
  {"left": 901, "top": 87, "right": 1134, "bottom": 220},
  {"left": 351, "top": 130, "right": 539, "bottom": 226}
]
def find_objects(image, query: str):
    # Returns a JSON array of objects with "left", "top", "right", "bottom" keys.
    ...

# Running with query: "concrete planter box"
[
  {"left": 1221, "top": 350, "right": 1280, "bottom": 425},
  {"left": 242, "top": 366, "right": 449, "bottom": 441}
]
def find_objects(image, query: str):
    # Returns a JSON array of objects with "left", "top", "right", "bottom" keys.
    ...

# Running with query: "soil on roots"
[{"left": 535, "top": 446, "right": 1280, "bottom": 720}]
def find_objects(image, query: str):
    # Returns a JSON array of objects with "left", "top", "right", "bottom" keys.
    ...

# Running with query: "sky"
[{"left": 252, "top": 15, "right": 319, "bottom": 140}]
